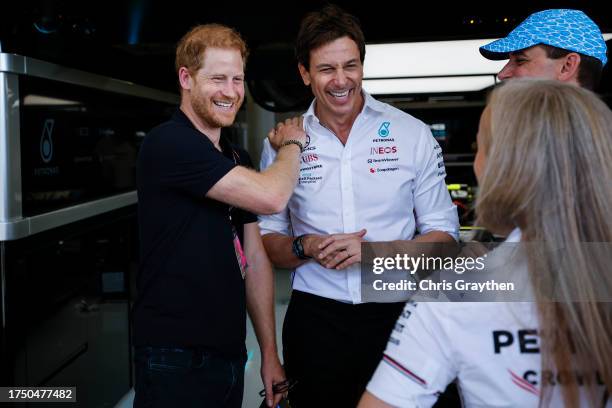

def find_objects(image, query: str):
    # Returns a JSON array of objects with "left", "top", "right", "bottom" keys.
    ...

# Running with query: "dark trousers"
[
  {"left": 282, "top": 290, "right": 404, "bottom": 408},
  {"left": 133, "top": 347, "right": 245, "bottom": 408}
]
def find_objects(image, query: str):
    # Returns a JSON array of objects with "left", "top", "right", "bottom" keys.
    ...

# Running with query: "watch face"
[
  {"left": 292, "top": 237, "right": 302, "bottom": 258},
  {"left": 292, "top": 235, "right": 308, "bottom": 259}
]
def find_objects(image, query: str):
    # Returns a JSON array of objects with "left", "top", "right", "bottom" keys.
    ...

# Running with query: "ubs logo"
[
  {"left": 40, "top": 119, "right": 55, "bottom": 163},
  {"left": 301, "top": 153, "right": 319, "bottom": 164}
]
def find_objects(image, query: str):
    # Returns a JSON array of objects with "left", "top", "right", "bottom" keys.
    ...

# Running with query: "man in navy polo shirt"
[{"left": 134, "top": 24, "right": 307, "bottom": 408}]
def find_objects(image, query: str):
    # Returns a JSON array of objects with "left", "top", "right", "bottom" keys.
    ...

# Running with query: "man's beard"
[{"left": 191, "top": 92, "right": 241, "bottom": 128}]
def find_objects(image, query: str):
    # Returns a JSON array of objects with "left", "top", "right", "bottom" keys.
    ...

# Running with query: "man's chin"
[
  {"left": 216, "top": 114, "right": 237, "bottom": 128},
  {"left": 327, "top": 101, "right": 355, "bottom": 116},
  {"left": 201, "top": 112, "right": 237, "bottom": 128}
]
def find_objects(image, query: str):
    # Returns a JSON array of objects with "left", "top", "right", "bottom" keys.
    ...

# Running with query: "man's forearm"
[
  {"left": 244, "top": 224, "right": 281, "bottom": 357},
  {"left": 259, "top": 145, "right": 301, "bottom": 210},
  {"left": 385, "top": 230, "right": 458, "bottom": 276},
  {"left": 386, "top": 230, "right": 458, "bottom": 260},
  {"left": 412, "top": 230, "right": 456, "bottom": 243},
  {"left": 245, "top": 247, "right": 278, "bottom": 356},
  {"left": 261, "top": 233, "right": 307, "bottom": 269}
]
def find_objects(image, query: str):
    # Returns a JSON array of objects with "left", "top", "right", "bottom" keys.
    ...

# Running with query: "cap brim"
[
  {"left": 479, "top": 47, "right": 510, "bottom": 60},
  {"left": 479, "top": 37, "right": 535, "bottom": 60}
]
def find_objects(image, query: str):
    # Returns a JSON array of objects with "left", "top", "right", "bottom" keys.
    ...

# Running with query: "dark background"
[{"left": 1, "top": 0, "right": 611, "bottom": 95}]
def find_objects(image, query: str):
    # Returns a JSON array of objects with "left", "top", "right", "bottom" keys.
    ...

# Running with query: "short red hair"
[{"left": 175, "top": 23, "right": 248, "bottom": 74}]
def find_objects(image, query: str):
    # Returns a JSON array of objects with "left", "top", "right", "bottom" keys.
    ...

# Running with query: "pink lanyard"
[{"left": 227, "top": 147, "right": 248, "bottom": 279}]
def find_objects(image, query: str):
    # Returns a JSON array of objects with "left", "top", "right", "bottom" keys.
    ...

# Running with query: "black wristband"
[
  {"left": 292, "top": 234, "right": 311, "bottom": 260},
  {"left": 281, "top": 139, "right": 305, "bottom": 153}
]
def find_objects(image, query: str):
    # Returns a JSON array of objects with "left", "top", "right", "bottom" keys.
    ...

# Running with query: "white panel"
[
  {"left": 364, "top": 39, "right": 506, "bottom": 78},
  {"left": 364, "top": 34, "right": 612, "bottom": 79},
  {"left": 362, "top": 76, "right": 496, "bottom": 95}
]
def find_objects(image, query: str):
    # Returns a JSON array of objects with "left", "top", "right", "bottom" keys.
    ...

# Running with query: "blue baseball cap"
[{"left": 480, "top": 9, "right": 608, "bottom": 65}]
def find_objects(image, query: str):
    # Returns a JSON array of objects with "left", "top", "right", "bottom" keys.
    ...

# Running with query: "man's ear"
[
  {"left": 558, "top": 52, "right": 581, "bottom": 83},
  {"left": 178, "top": 67, "right": 194, "bottom": 91},
  {"left": 298, "top": 63, "right": 311, "bottom": 86}
]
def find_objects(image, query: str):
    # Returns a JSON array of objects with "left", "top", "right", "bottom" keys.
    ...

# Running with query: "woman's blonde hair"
[{"left": 476, "top": 79, "right": 612, "bottom": 407}]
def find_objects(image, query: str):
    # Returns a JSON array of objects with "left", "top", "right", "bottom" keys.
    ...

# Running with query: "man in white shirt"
[{"left": 258, "top": 5, "right": 459, "bottom": 407}]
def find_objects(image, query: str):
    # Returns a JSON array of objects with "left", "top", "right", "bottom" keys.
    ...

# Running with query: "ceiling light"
[{"left": 23, "top": 95, "right": 82, "bottom": 106}]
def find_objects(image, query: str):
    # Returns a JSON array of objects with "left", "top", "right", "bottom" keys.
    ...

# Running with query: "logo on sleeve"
[{"left": 434, "top": 145, "right": 446, "bottom": 177}]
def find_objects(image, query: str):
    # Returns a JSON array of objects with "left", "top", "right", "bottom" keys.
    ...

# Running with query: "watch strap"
[{"left": 292, "top": 234, "right": 311, "bottom": 260}]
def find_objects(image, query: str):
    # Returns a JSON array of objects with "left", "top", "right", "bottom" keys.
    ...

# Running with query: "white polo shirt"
[
  {"left": 367, "top": 229, "right": 611, "bottom": 407},
  {"left": 259, "top": 91, "right": 459, "bottom": 303}
]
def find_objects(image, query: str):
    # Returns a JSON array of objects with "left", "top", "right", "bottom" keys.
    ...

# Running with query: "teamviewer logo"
[{"left": 40, "top": 119, "right": 55, "bottom": 163}]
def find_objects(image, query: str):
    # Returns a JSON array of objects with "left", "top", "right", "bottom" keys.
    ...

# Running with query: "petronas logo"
[
  {"left": 40, "top": 119, "right": 54, "bottom": 163},
  {"left": 378, "top": 122, "right": 390, "bottom": 137}
]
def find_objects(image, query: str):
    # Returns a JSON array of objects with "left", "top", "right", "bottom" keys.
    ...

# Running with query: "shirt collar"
[
  {"left": 172, "top": 108, "right": 195, "bottom": 129},
  {"left": 505, "top": 228, "right": 522, "bottom": 243},
  {"left": 303, "top": 90, "right": 386, "bottom": 124},
  {"left": 171, "top": 108, "right": 235, "bottom": 160}
]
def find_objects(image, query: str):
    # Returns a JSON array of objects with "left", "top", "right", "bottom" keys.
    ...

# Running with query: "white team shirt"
[
  {"left": 367, "top": 229, "right": 611, "bottom": 407},
  {"left": 259, "top": 91, "right": 459, "bottom": 303}
]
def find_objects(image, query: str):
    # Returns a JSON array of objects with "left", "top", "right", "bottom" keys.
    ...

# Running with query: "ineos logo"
[
  {"left": 370, "top": 146, "right": 397, "bottom": 155},
  {"left": 40, "top": 119, "right": 55, "bottom": 163}
]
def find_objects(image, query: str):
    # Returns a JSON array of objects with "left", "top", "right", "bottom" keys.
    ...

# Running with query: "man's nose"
[
  {"left": 334, "top": 69, "right": 348, "bottom": 86},
  {"left": 221, "top": 80, "right": 240, "bottom": 98},
  {"left": 497, "top": 62, "right": 514, "bottom": 81}
]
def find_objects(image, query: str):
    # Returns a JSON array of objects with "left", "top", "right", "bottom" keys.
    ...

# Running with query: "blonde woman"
[{"left": 358, "top": 79, "right": 612, "bottom": 407}]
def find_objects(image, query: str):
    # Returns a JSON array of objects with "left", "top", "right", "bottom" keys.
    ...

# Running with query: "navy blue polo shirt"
[{"left": 134, "top": 109, "right": 257, "bottom": 356}]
